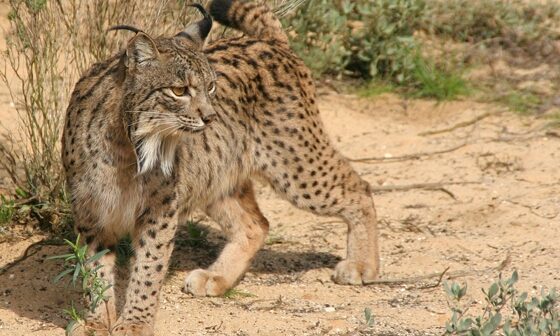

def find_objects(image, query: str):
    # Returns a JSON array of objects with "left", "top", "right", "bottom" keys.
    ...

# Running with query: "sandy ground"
[
  {"left": 0, "top": 87, "right": 559, "bottom": 335},
  {"left": 1, "top": 2, "right": 560, "bottom": 336}
]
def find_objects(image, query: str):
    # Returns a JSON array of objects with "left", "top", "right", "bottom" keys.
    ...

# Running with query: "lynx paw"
[
  {"left": 183, "top": 269, "right": 229, "bottom": 297},
  {"left": 67, "top": 320, "right": 109, "bottom": 336},
  {"left": 111, "top": 321, "right": 153, "bottom": 336},
  {"left": 332, "top": 260, "right": 379, "bottom": 285}
]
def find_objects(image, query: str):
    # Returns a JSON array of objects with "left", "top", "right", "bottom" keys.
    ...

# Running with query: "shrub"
[
  {"left": 282, "top": 0, "right": 349, "bottom": 76},
  {"left": 421, "top": 0, "right": 560, "bottom": 58},
  {"left": 284, "top": 0, "right": 425, "bottom": 83},
  {"left": 47, "top": 235, "right": 112, "bottom": 333},
  {"left": 444, "top": 271, "right": 559, "bottom": 336}
]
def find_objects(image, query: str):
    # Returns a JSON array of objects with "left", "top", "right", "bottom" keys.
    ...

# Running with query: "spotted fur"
[{"left": 62, "top": 1, "right": 379, "bottom": 335}]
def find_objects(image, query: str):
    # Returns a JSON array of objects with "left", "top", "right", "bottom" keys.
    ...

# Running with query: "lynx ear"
[
  {"left": 176, "top": 4, "right": 212, "bottom": 49},
  {"left": 125, "top": 32, "right": 159, "bottom": 68}
]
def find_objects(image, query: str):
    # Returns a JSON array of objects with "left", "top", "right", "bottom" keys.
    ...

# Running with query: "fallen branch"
[
  {"left": 419, "top": 111, "right": 495, "bottom": 136},
  {"left": 371, "top": 181, "right": 479, "bottom": 192},
  {"left": 504, "top": 199, "right": 559, "bottom": 220},
  {"left": 370, "top": 181, "right": 481, "bottom": 199},
  {"left": 350, "top": 142, "right": 468, "bottom": 163},
  {"left": 364, "top": 253, "right": 511, "bottom": 288}
]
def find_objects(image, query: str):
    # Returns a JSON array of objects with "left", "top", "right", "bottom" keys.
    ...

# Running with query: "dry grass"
[{"left": 0, "top": 0, "right": 305, "bottom": 231}]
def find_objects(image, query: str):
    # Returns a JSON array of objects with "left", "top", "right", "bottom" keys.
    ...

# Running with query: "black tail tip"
[{"left": 209, "top": 0, "right": 233, "bottom": 26}]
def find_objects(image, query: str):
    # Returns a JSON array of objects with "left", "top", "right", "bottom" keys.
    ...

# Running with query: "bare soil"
[
  {"left": 1, "top": 86, "right": 559, "bottom": 335},
  {"left": 1, "top": 4, "right": 559, "bottom": 336}
]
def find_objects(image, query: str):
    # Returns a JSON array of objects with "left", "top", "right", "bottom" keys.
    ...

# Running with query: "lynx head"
[{"left": 114, "top": 4, "right": 217, "bottom": 176}]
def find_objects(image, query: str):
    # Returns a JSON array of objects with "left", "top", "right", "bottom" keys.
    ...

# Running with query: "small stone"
[{"left": 324, "top": 306, "right": 336, "bottom": 313}]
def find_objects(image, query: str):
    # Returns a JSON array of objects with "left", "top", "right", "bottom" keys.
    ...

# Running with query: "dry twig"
[
  {"left": 350, "top": 142, "right": 468, "bottom": 163},
  {"left": 370, "top": 181, "right": 481, "bottom": 199},
  {"left": 419, "top": 111, "right": 496, "bottom": 136},
  {"left": 364, "top": 253, "right": 511, "bottom": 288},
  {"left": 504, "top": 199, "right": 559, "bottom": 219}
]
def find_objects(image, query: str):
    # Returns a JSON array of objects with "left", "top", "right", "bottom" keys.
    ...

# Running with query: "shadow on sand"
[{"left": 0, "top": 222, "right": 341, "bottom": 330}]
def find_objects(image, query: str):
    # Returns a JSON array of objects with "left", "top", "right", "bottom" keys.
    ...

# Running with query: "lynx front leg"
[
  {"left": 111, "top": 188, "right": 179, "bottom": 336},
  {"left": 68, "top": 224, "right": 118, "bottom": 336},
  {"left": 184, "top": 181, "right": 269, "bottom": 296}
]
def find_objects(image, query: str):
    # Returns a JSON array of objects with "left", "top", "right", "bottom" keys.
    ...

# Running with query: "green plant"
[
  {"left": 364, "top": 307, "right": 375, "bottom": 327},
  {"left": 421, "top": 0, "right": 560, "bottom": 58},
  {"left": 444, "top": 271, "right": 559, "bottom": 336},
  {"left": 62, "top": 303, "right": 83, "bottom": 335},
  {"left": 345, "top": 0, "right": 425, "bottom": 83},
  {"left": 47, "top": 235, "right": 112, "bottom": 333},
  {"left": 0, "top": 195, "right": 16, "bottom": 225},
  {"left": 410, "top": 55, "right": 469, "bottom": 100},
  {"left": 498, "top": 91, "right": 542, "bottom": 115},
  {"left": 223, "top": 288, "right": 257, "bottom": 299},
  {"left": 546, "top": 111, "right": 560, "bottom": 128},
  {"left": 183, "top": 220, "right": 209, "bottom": 248},
  {"left": 357, "top": 81, "right": 395, "bottom": 98},
  {"left": 283, "top": 0, "right": 349, "bottom": 76},
  {"left": 284, "top": 0, "right": 425, "bottom": 83}
]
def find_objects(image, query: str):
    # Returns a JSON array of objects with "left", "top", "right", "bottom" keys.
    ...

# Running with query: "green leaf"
[
  {"left": 364, "top": 307, "right": 374, "bottom": 326},
  {"left": 87, "top": 249, "right": 110, "bottom": 264},
  {"left": 53, "top": 268, "right": 74, "bottom": 283},
  {"left": 71, "top": 263, "right": 81, "bottom": 286},
  {"left": 508, "top": 270, "right": 519, "bottom": 286},
  {"left": 488, "top": 283, "right": 499, "bottom": 300},
  {"left": 65, "top": 320, "right": 77, "bottom": 335},
  {"left": 15, "top": 187, "right": 28, "bottom": 198},
  {"left": 63, "top": 238, "right": 77, "bottom": 250},
  {"left": 458, "top": 318, "right": 473, "bottom": 331},
  {"left": 46, "top": 253, "right": 75, "bottom": 260},
  {"left": 480, "top": 313, "right": 501, "bottom": 335},
  {"left": 78, "top": 245, "right": 88, "bottom": 259},
  {"left": 458, "top": 284, "right": 468, "bottom": 299}
]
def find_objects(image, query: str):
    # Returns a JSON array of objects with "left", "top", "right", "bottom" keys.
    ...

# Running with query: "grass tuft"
[
  {"left": 498, "top": 91, "right": 542, "bottom": 115},
  {"left": 357, "top": 81, "right": 395, "bottom": 98},
  {"left": 0, "top": 196, "right": 16, "bottom": 225},
  {"left": 410, "top": 56, "right": 469, "bottom": 101},
  {"left": 223, "top": 288, "right": 257, "bottom": 299}
]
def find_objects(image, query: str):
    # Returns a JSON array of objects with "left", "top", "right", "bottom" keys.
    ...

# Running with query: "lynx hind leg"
[
  {"left": 184, "top": 180, "right": 269, "bottom": 296},
  {"left": 256, "top": 134, "right": 379, "bottom": 285}
]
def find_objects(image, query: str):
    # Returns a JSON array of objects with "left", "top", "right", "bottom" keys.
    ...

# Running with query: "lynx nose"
[{"left": 202, "top": 112, "right": 217, "bottom": 124}]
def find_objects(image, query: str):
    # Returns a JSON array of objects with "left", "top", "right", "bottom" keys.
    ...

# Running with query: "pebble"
[{"left": 323, "top": 306, "right": 336, "bottom": 313}]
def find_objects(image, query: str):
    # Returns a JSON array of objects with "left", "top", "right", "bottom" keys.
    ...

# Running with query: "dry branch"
[
  {"left": 370, "top": 181, "right": 480, "bottom": 199},
  {"left": 350, "top": 142, "right": 468, "bottom": 163},
  {"left": 364, "top": 253, "right": 511, "bottom": 288},
  {"left": 504, "top": 199, "right": 559, "bottom": 219},
  {"left": 418, "top": 111, "right": 496, "bottom": 136}
]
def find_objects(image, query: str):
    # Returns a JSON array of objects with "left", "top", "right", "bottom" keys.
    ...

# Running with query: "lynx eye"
[
  {"left": 208, "top": 82, "right": 216, "bottom": 95},
  {"left": 171, "top": 86, "right": 188, "bottom": 97}
]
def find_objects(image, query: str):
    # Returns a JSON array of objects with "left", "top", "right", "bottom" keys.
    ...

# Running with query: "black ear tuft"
[
  {"left": 189, "top": 4, "right": 212, "bottom": 38},
  {"left": 176, "top": 3, "right": 213, "bottom": 48},
  {"left": 209, "top": 0, "right": 233, "bottom": 27}
]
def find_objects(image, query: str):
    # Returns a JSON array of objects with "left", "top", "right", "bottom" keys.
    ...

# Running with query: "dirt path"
[{"left": 0, "top": 86, "right": 559, "bottom": 335}]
